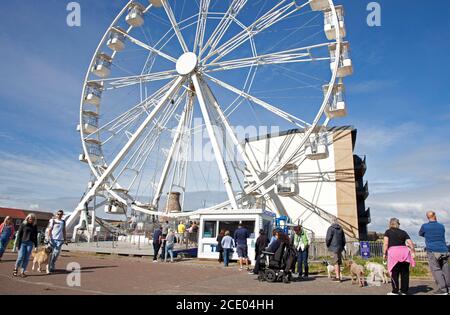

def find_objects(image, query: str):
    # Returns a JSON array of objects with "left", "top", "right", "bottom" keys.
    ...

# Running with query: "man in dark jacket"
[
  {"left": 326, "top": 220, "right": 346, "bottom": 282},
  {"left": 152, "top": 226, "right": 163, "bottom": 262}
]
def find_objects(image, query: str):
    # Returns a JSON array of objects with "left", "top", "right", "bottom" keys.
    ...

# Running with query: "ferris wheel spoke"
[
  {"left": 204, "top": 0, "right": 308, "bottom": 64},
  {"left": 76, "top": 76, "right": 185, "bottom": 210},
  {"left": 111, "top": 27, "right": 177, "bottom": 63},
  {"left": 200, "top": 0, "right": 248, "bottom": 58},
  {"left": 193, "top": 0, "right": 211, "bottom": 55},
  {"left": 200, "top": 77, "right": 261, "bottom": 185},
  {"left": 205, "top": 74, "right": 311, "bottom": 128},
  {"left": 118, "top": 91, "right": 187, "bottom": 192},
  {"left": 161, "top": 0, "right": 189, "bottom": 53},
  {"left": 86, "top": 81, "right": 174, "bottom": 145},
  {"left": 204, "top": 43, "right": 331, "bottom": 72},
  {"left": 192, "top": 73, "right": 239, "bottom": 209},
  {"left": 153, "top": 92, "right": 194, "bottom": 207},
  {"left": 91, "top": 69, "right": 178, "bottom": 90}
]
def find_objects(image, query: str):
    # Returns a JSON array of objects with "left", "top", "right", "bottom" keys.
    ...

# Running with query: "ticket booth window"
[
  {"left": 218, "top": 220, "right": 256, "bottom": 238},
  {"left": 203, "top": 221, "right": 217, "bottom": 238}
]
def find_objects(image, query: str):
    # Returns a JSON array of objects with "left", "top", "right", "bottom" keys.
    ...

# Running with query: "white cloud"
[
  {"left": 349, "top": 79, "right": 398, "bottom": 95},
  {"left": 367, "top": 183, "right": 450, "bottom": 242},
  {"left": 0, "top": 132, "right": 14, "bottom": 141},
  {"left": 356, "top": 121, "right": 422, "bottom": 152},
  {"left": 0, "top": 150, "right": 89, "bottom": 210},
  {"left": 29, "top": 204, "right": 40, "bottom": 210}
]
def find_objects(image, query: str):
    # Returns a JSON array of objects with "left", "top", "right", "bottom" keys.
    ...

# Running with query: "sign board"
[{"left": 360, "top": 241, "right": 371, "bottom": 259}]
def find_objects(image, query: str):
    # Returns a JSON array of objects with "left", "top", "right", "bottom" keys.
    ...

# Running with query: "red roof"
[{"left": 0, "top": 207, "right": 54, "bottom": 221}]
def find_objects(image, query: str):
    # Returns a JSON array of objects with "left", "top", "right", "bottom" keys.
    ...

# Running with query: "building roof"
[
  {"left": 244, "top": 126, "right": 356, "bottom": 143},
  {"left": 0, "top": 207, "right": 54, "bottom": 221}
]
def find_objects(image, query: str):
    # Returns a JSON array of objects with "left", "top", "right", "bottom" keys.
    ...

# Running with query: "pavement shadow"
[
  {"left": 294, "top": 277, "right": 316, "bottom": 282},
  {"left": 408, "top": 285, "right": 434, "bottom": 295},
  {"left": 27, "top": 265, "right": 119, "bottom": 277}
]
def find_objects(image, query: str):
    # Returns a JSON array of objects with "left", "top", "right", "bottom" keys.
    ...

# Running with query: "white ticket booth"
[{"left": 197, "top": 209, "right": 276, "bottom": 265}]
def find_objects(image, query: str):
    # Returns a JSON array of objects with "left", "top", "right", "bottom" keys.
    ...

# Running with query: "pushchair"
[{"left": 258, "top": 243, "right": 297, "bottom": 283}]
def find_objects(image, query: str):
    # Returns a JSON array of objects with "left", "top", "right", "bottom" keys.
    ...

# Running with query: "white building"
[{"left": 243, "top": 126, "right": 370, "bottom": 240}]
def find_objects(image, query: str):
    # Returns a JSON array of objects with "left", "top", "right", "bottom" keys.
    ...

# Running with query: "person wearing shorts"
[
  {"left": 326, "top": 219, "right": 346, "bottom": 282},
  {"left": 332, "top": 251, "right": 343, "bottom": 266},
  {"left": 234, "top": 223, "right": 250, "bottom": 271}
]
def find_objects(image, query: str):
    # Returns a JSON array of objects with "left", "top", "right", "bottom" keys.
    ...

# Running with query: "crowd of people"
[
  {"left": 1, "top": 209, "right": 448, "bottom": 295},
  {"left": 0, "top": 210, "right": 67, "bottom": 277},
  {"left": 325, "top": 212, "right": 449, "bottom": 295},
  {"left": 151, "top": 220, "right": 199, "bottom": 263},
  {"left": 209, "top": 212, "right": 448, "bottom": 295}
]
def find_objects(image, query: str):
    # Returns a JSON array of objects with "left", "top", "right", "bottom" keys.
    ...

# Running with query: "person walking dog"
[
  {"left": 326, "top": 219, "right": 346, "bottom": 282},
  {"left": 47, "top": 210, "right": 67, "bottom": 273},
  {"left": 13, "top": 214, "right": 38, "bottom": 277}
]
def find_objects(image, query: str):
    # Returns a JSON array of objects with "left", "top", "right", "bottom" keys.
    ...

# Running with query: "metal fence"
[{"left": 309, "top": 240, "right": 429, "bottom": 262}]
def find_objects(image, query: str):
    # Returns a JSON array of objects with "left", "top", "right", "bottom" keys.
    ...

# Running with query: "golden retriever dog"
[
  {"left": 31, "top": 246, "right": 52, "bottom": 274},
  {"left": 346, "top": 260, "right": 365, "bottom": 287}
]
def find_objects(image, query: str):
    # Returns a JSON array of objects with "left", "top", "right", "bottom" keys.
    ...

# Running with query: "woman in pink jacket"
[
  {"left": 0, "top": 216, "right": 16, "bottom": 261},
  {"left": 383, "top": 218, "right": 416, "bottom": 295}
]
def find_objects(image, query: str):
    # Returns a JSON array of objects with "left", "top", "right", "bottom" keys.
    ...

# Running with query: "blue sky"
[{"left": 0, "top": 0, "right": 449, "bottom": 241}]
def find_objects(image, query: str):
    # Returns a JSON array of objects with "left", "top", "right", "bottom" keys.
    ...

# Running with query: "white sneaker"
[{"left": 387, "top": 292, "right": 399, "bottom": 295}]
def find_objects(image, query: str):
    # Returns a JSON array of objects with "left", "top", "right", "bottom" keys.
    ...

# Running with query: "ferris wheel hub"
[{"left": 176, "top": 52, "right": 198, "bottom": 75}]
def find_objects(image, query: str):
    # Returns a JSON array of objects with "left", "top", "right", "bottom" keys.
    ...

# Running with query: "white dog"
[
  {"left": 365, "top": 262, "right": 389, "bottom": 284},
  {"left": 322, "top": 260, "right": 343, "bottom": 280}
]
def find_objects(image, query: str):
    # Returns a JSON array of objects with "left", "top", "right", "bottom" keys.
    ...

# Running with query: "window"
[
  {"left": 203, "top": 221, "right": 217, "bottom": 238},
  {"left": 219, "top": 220, "right": 256, "bottom": 239},
  {"left": 263, "top": 219, "right": 273, "bottom": 240}
]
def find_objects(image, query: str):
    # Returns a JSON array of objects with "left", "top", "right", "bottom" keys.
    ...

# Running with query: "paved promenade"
[{"left": 0, "top": 251, "right": 436, "bottom": 295}]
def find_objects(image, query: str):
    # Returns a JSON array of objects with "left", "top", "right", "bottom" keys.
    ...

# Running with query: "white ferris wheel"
[{"left": 67, "top": 0, "right": 353, "bottom": 235}]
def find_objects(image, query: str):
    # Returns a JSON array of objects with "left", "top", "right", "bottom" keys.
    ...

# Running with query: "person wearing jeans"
[
  {"left": 47, "top": 210, "right": 67, "bottom": 273},
  {"left": 291, "top": 226, "right": 310, "bottom": 279},
  {"left": 0, "top": 216, "right": 15, "bottom": 260},
  {"left": 165, "top": 229, "right": 175, "bottom": 263},
  {"left": 14, "top": 214, "right": 38, "bottom": 277},
  {"left": 221, "top": 231, "right": 235, "bottom": 267},
  {"left": 419, "top": 211, "right": 450, "bottom": 295},
  {"left": 152, "top": 226, "right": 162, "bottom": 262}
]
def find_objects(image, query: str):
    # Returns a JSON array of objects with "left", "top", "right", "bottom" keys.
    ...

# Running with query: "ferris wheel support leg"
[{"left": 192, "top": 74, "right": 239, "bottom": 210}]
